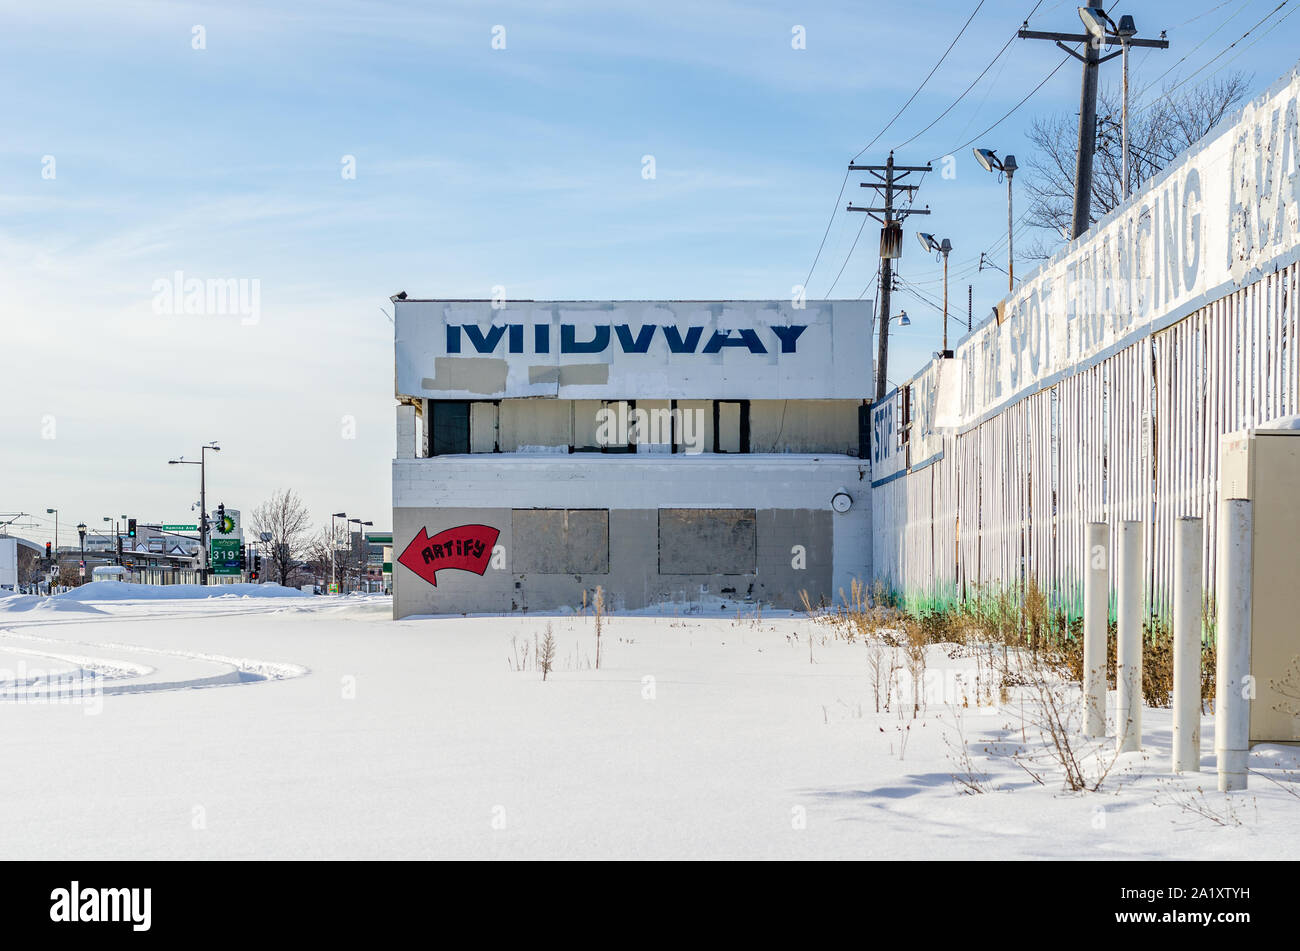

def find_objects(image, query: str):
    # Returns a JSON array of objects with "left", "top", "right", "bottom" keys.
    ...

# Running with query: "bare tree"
[
  {"left": 249, "top": 489, "right": 313, "bottom": 586},
  {"left": 302, "top": 522, "right": 350, "bottom": 591},
  {"left": 1022, "top": 73, "right": 1250, "bottom": 253}
]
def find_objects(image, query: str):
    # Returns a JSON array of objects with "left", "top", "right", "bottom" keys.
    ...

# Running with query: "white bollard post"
[
  {"left": 1172, "top": 517, "right": 1203, "bottom": 772},
  {"left": 1083, "top": 522, "right": 1109, "bottom": 737},
  {"left": 1215, "top": 499, "right": 1253, "bottom": 792},
  {"left": 1116, "top": 520, "right": 1143, "bottom": 753}
]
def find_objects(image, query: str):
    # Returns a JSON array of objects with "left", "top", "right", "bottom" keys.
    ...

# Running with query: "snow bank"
[
  {"left": 53, "top": 581, "right": 311, "bottom": 602},
  {"left": 0, "top": 595, "right": 107, "bottom": 615}
]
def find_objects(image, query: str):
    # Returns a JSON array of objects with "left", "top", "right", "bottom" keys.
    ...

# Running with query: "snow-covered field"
[{"left": 1, "top": 583, "right": 1296, "bottom": 859}]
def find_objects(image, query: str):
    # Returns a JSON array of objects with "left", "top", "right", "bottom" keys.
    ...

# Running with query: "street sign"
[
  {"left": 210, "top": 539, "right": 242, "bottom": 576},
  {"left": 162, "top": 523, "right": 197, "bottom": 531}
]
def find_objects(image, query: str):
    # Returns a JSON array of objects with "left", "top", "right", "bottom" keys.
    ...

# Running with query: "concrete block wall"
[{"left": 392, "top": 455, "right": 869, "bottom": 617}]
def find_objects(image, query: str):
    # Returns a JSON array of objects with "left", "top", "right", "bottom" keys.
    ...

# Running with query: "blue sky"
[{"left": 3, "top": 0, "right": 1296, "bottom": 545}]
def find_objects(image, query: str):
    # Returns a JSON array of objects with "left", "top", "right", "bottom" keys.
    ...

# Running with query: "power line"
[
  {"left": 1210, "top": 0, "right": 1300, "bottom": 74},
  {"left": 929, "top": 52, "right": 1074, "bottom": 164},
  {"left": 858, "top": 262, "right": 882, "bottom": 302},
  {"left": 850, "top": 0, "right": 990, "bottom": 162},
  {"left": 1135, "top": 0, "right": 1290, "bottom": 120},
  {"left": 894, "top": 0, "right": 1048, "bottom": 151},
  {"left": 1131, "top": 0, "right": 1263, "bottom": 105},
  {"left": 805, "top": 0, "right": 987, "bottom": 291},
  {"left": 799, "top": 169, "right": 852, "bottom": 293},
  {"left": 824, "top": 214, "right": 869, "bottom": 297}
]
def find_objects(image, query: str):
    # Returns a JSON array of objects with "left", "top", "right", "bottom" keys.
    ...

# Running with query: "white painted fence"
[{"left": 873, "top": 61, "right": 1300, "bottom": 618}]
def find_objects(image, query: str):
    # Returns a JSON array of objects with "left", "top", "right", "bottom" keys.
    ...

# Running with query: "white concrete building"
[{"left": 391, "top": 299, "right": 874, "bottom": 618}]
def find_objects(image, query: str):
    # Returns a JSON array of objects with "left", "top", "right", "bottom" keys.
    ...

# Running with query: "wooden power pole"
[
  {"left": 1018, "top": 1, "right": 1166, "bottom": 239},
  {"left": 847, "top": 151, "right": 931, "bottom": 401}
]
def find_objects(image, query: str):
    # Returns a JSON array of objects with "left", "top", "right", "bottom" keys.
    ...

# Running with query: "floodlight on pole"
[
  {"left": 1078, "top": 6, "right": 1113, "bottom": 44},
  {"left": 918, "top": 233, "right": 956, "bottom": 353},
  {"left": 973, "top": 147, "right": 1017, "bottom": 293}
]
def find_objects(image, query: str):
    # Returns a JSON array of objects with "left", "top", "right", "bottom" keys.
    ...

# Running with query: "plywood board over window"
[
  {"left": 658, "top": 508, "right": 757, "bottom": 574},
  {"left": 500, "top": 400, "right": 572, "bottom": 452},
  {"left": 636, "top": 400, "right": 673, "bottom": 453},
  {"left": 572, "top": 399, "right": 603, "bottom": 451},
  {"left": 469, "top": 402, "right": 499, "bottom": 453},
  {"left": 714, "top": 401, "right": 749, "bottom": 453},
  {"left": 512, "top": 509, "right": 609, "bottom": 574},
  {"left": 675, "top": 400, "right": 714, "bottom": 453},
  {"left": 748, "top": 400, "right": 859, "bottom": 454}
]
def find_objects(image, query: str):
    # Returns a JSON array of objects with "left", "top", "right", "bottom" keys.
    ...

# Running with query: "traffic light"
[
  {"left": 127, "top": 518, "right": 137, "bottom": 538},
  {"left": 254, "top": 552, "right": 262, "bottom": 574},
  {"left": 239, "top": 542, "right": 247, "bottom": 570},
  {"left": 217, "top": 503, "right": 225, "bottom": 525},
  {"left": 45, "top": 542, "right": 52, "bottom": 561}
]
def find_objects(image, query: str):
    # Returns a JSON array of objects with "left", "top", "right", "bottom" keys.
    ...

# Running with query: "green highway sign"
[
  {"left": 210, "top": 538, "right": 242, "bottom": 576},
  {"left": 162, "top": 524, "right": 198, "bottom": 531}
]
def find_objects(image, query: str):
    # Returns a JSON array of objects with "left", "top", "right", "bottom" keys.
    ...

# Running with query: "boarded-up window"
[
  {"left": 635, "top": 400, "right": 673, "bottom": 453},
  {"left": 499, "top": 400, "right": 572, "bottom": 452},
  {"left": 430, "top": 401, "right": 470, "bottom": 456},
  {"left": 512, "top": 509, "right": 609, "bottom": 573},
  {"left": 469, "top": 402, "right": 499, "bottom": 453},
  {"left": 572, "top": 399, "right": 603, "bottom": 451},
  {"left": 657, "top": 508, "right": 756, "bottom": 575},
  {"left": 714, "top": 401, "right": 749, "bottom": 453}
]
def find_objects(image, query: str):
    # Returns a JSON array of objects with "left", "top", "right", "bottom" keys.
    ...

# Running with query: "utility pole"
[
  {"left": 967, "top": 284, "right": 973, "bottom": 332},
  {"left": 1018, "top": 3, "right": 1167, "bottom": 239},
  {"left": 847, "top": 151, "right": 931, "bottom": 400},
  {"left": 168, "top": 442, "right": 220, "bottom": 585}
]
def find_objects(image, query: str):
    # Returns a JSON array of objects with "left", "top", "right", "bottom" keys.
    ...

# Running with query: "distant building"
[{"left": 391, "top": 299, "right": 874, "bottom": 618}]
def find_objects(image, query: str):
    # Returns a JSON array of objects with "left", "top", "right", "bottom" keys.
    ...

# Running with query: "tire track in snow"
[{"left": 0, "top": 627, "right": 309, "bottom": 698}]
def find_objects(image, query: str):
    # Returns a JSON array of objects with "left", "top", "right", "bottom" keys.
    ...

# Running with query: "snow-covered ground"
[{"left": 0, "top": 585, "right": 1296, "bottom": 859}]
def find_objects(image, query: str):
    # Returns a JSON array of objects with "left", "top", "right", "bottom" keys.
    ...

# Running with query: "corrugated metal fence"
[{"left": 871, "top": 63, "right": 1300, "bottom": 619}]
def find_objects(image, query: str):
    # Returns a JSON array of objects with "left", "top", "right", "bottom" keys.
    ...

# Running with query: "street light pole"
[
  {"left": 103, "top": 517, "right": 117, "bottom": 565},
  {"left": 1116, "top": 15, "right": 1139, "bottom": 199},
  {"left": 77, "top": 522, "right": 86, "bottom": 585},
  {"left": 357, "top": 520, "right": 373, "bottom": 592},
  {"left": 973, "top": 148, "right": 1017, "bottom": 294},
  {"left": 46, "top": 508, "right": 58, "bottom": 554},
  {"left": 1005, "top": 158, "right": 1016, "bottom": 293},
  {"left": 331, "top": 512, "right": 346, "bottom": 593},
  {"left": 169, "top": 442, "right": 220, "bottom": 585},
  {"left": 918, "top": 233, "right": 955, "bottom": 353},
  {"left": 348, "top": 518, "right": 363, "bottom": 593}
]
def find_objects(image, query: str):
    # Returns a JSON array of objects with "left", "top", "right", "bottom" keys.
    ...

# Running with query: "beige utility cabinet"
[{"left": 1219, "top": 420, "right": 1300, "bottom": 743}]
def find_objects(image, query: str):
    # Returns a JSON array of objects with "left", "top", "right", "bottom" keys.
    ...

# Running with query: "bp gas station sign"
[{"left": 210, "top": 539, "right": 242, "bottom": 576}]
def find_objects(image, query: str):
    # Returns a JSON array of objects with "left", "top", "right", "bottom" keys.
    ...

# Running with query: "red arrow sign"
[{"left": 397, "top": 524, "right": 500, "bottom": 587}]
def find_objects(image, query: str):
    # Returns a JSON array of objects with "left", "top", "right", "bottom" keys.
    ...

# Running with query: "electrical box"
[{"left": 1218, "top": 418, "right": 1300, "bottom": 743}]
